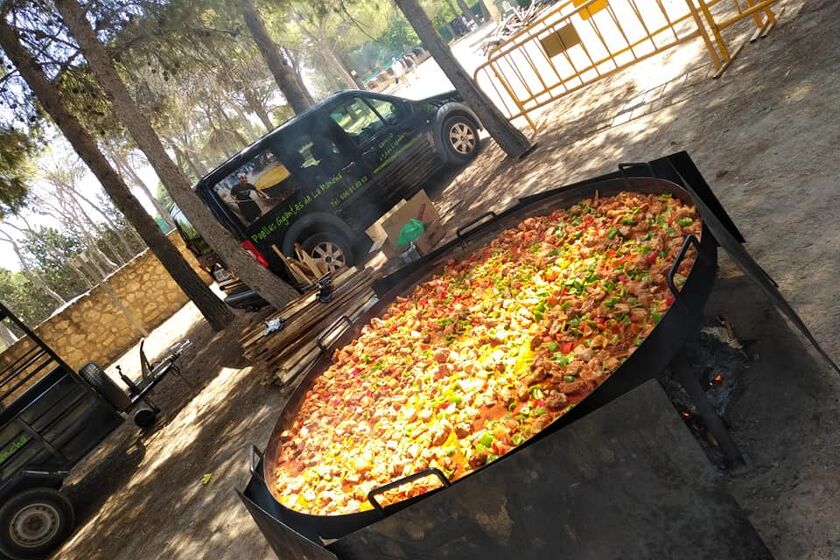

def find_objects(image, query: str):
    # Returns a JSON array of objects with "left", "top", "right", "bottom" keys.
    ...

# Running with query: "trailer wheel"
[
  {"left": 0, "top": 488, "right": 75, "bottom": 560},
  {"left": 133, "top": 407, "right": 158, "bottom": 429},
  {"left": 79, "top": 362, "right": 131, "bottom": 412}
]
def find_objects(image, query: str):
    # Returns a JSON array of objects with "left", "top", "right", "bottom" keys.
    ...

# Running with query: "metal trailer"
[{"left": 0, "top": 303, "right": 187, "bottom": 559}]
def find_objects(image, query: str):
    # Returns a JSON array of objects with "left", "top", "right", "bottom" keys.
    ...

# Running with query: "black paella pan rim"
[{"left": 258, "top": 176, "right": 719, "bottom": 540}]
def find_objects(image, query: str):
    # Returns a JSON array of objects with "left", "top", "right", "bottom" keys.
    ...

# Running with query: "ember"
[{"left": 661, "top": 315, "right": 750, "bottom": 468}]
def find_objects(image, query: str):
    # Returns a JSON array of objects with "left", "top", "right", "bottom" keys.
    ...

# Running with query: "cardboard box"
[{"left": 366, "top": 190, "right": 445, "bottom": 259}]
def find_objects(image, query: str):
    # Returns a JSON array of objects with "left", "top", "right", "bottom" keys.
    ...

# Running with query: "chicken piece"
[
  {"left": 429, "top": 425, "right": 450, "bottom": 446},
  {"left": 574, "top": 345, "right": 594, "bottom": 362},
  {"left": 589, "top": 334, "right": 607, "bottom": 348},
  {"left": 454, "top": 422, "right": 472, "bottom": 439},
  {"left": 554, "top": 379, "right": 589, "bottom": 394},
  {"left": 469, "top": 451, "right": 489, "bottom": 469},
  {"left": 545, "top": 390, "right": 568, "bottom": 410},
  {"left": 433, "top": 349, "right": 451, "bottom": 363}
]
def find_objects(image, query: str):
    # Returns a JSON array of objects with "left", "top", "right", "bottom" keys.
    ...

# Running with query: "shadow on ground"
[{"left": 59, "top": 308, "right": 278, "bottom": 559}]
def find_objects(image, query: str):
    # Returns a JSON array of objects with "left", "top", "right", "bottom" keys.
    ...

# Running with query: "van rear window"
[{"left": 213, "top": 148, "right": 295, "bottom": 227}]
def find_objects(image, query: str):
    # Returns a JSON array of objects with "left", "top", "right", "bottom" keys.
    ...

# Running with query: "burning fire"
[{"left": 707, "top": 372, "right": 724, "bottom": 388}]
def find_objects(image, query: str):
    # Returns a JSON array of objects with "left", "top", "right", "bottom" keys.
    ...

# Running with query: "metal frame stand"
[{"left": 673, "top": 352, "right": 748, "bottom": 471}]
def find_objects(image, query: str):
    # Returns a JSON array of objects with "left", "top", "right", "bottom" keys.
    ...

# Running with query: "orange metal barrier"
[
  {"left": 697, "top": 0, "right": 780, "bottom": 70},
  {"left": 474, "top": 0, "right": 779, "bottom": 129}
]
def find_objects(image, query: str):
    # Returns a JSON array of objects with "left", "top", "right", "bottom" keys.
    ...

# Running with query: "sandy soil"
[{"left": 52, "top": 1, "right": 840, "bottom": 558}]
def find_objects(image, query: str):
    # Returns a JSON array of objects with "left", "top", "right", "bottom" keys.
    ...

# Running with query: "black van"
[{"left": 194, "top": 89, "right": 481, "bottom": 284}]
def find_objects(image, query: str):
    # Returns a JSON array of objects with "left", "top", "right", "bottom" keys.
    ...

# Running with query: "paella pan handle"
[
  {"left": 316, "top": 315, "right": 352, "bottom": 351},
  {"left": 367, "top": 468, "right": 451, "bottom": 514},
  {"left": 248, "top": 444, "right": 265, "bottom": 483},
  {"left": 456, "top": 211, "right": 497, "bottom": 240},
  {"left": 618, "top": 162, "right": 655, "bottom": 177},
  {"left": 667, "top": 234, "right": 701, "bottom": 301}
]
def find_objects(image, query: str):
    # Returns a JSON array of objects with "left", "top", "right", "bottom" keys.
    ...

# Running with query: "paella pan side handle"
[
  {"left": 667, "top": 234, "right": 701, "bottom": 301},
  {"left": 618, "top": 162, "right": 655, "bottom": 178},
  {"left": 456, "top": 211, "right": 497, "bottom": 240},
  {"left": 316, "top": 315, "right": 352, "bottom": 351},
  {"left": 367, "top": 468, "right": 451, "bottom": 515},
  {"left": 248, "top": 444, "right": 265, "bottom": 484}
]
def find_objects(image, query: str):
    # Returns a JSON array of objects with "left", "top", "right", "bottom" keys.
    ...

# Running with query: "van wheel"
[
  {"left": 0, "top": 488, "right": 75, "bottom": 560},
  {"left": 301, "top": 233, "right": 353, "bottom": 274},
  {"left": 442, "top": 115, "right": 480, "bottom": 165}
]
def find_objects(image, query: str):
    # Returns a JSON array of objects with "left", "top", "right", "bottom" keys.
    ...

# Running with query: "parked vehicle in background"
[
  {"left": 191, "top": 89, "right": 482, "bottom": 295},
  {"left": 0, "top": 304, "right": 186, "bottom": 559},
  {"left": 170, "top": 204, "right": 266, "bottom": 310}
]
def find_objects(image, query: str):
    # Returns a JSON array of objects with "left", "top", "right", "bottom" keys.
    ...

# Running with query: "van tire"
[
  {"left": 79, "top": 363, "right": 131, "bottom": 412},
  {"left": 441, "top": 115, "right": 480, "bottom": 165},
  {"left": 301, "top": 232, "right": 354, "bottom": 274},
  {"left": 0, "top": 488, "right": 75, "bottom": 560}
]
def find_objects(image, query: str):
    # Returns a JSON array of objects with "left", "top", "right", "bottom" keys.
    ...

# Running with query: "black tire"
[
  {"left": 78, "top": 362, "right": 131, "bottom": 412},
  {"left": 301, "top": 232, "right": 354, "bottom": 274},
  {"left": 133, "top": 407, "right": 158, "bottom": 429},
  {"left": 0, "top": 488, "right": 75, "bottom": 560},
  {"left": 441, "top": 114, "right": 481, "bottom": 165}
]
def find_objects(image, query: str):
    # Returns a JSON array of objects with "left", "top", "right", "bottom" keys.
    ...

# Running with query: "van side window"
[
  {"left": 368, "top": 98, "right": 398, "bottom": 125},
  {"left": 285, "top": 133, "right": 344, "bottom": 185},
  {"left": 330, "top": 98, "right": 389, "bottom": 145},
  {"left": 212, "top": 148, "right": 297, "bottom": 227}
]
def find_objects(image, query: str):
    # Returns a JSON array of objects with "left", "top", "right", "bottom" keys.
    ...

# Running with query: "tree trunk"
[
  {"left": 68, "top": 260, "right": 94, "bottom": 290},
  {"left": 53, "top": 0, "right": 300, "bottom": 312},
  {"left": 0, "top": 235, "right": 67, "bottom": 306},
  {"left": 334, "top": 49, "right": 365, "bottom": 89},
  {"left": 74, "top": 188, "right": 141, "bottom": 259},
  {"left": 238, "top": 0, "right": 312, "bottom": 114},
  {"left": 394, "top": 0, "right": 532, "bottom": 158},
  {"left": 455, "top": 0, "right": 478, "bottom": 23},
  {"left": 319, "top": 41, "right": 361, "bottom": 90},
  {"left": 66, "top": 198, "right": 122, "bottom": 268},
  {"left": 215, "top": 103, "right": 251, "bottom": 146},
  {"left": 443, "top": 22, "right": 456, "bottom": 40},
  {"left": 283, "top": 47, "right": 315, "bottom": 106},
  {"left": 175, "top": 130, "right": 211, "bottom": 174},
  {"left": 230, "top": 102, "right": 260, "bottom": 140},
  {"left": 172, "top": 143, "right": 206, "bottom": 181},
  {"left": 479, "top": 0, "right": 501, "bottom": 22},
  {"left": 243, "top": 87, "right": 274, "bottom": 132},
  {"left": 0, "top": 16, "right": 236, "bottom": 331},
  {"left": 120, "top": 159, "right": 177, "bottom": 230},
  {"left": 106, "top": 150, "right": 176, "bottom": 230}
]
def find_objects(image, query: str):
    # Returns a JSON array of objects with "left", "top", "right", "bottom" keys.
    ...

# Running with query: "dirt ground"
[{"left": 53, "top": 0, "right": 840, "bottom": 558}]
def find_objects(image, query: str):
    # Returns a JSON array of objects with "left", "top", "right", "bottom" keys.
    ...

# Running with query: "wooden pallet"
[{"left": 240, "top": 267, "right": 377, "bottom": 386}]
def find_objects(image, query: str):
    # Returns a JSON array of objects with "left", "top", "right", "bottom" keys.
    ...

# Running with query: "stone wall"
[{"left": 0, "top": 232, "right": 212, "bottom": 403}]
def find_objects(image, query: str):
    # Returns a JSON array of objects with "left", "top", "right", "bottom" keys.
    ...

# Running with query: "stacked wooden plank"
[
  {"left": 481, "top": 0, "right": 548, "bottom": 55},
  {"left": 240, "top": 267, "right": 377, "bottom": 386}
]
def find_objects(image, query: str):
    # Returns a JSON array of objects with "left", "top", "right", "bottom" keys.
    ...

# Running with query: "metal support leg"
[
  {"left": 140, "top": 395, "right": 160, "bottom": 414},
  {"left": 674, "top": 353, "right": 748, "bottom": 470},
  {"left": 169, "top": 364, "right": 195, "bottom": 390}
]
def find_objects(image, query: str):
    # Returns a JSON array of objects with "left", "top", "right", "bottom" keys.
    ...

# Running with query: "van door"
[{"left": 327, "top": 94, "right": 439, "bottom": 212}]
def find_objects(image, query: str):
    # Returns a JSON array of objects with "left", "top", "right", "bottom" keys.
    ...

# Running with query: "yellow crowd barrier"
[{"left": 474, "top": 0, "right": 780, "bottom": 130}]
